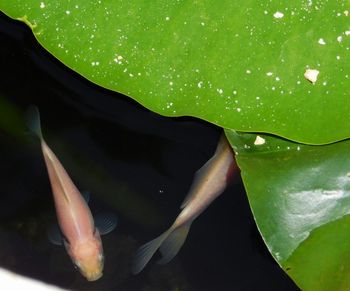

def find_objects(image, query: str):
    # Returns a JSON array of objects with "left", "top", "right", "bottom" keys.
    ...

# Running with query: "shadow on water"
[{"left": 0, "top": 12, "right": 299, "bottom": 291}]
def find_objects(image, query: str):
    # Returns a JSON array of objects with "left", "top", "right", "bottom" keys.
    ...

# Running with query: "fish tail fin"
[
  {"left": 132, "top": 222, "right": 192, "bottom": 274},
  {"left": 132, "top": 227, "right": 173, "bottom": 274},
  {"left": 157, "top": 222, "right": 191, "bottom": 265},
  {"left": 26, "top": 105, "right": 43, "bottom": 139}
]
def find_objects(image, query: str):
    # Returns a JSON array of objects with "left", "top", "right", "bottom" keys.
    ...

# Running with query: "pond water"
[{"left": 0, "top": 12, "right": 298, "bottom": 291}]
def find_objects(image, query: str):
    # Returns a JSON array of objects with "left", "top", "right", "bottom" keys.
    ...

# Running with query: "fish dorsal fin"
[
  {"left": 180, "top": 156, "right": 215, "bottom": 209},
  {"left": 180, "top": 134, "right": 228, "bottom": 209},
  {"left": 94, "top": 212, "right": 118, "bottom": 235},
  {"left": 27, "top": 106, "right": 75, "bottom": 204},
  {"left": 42, "top": 143, "right": 73, "bottom": 203},
  {"left": 49, "top": 158, "right": 71, "bottom": 203}
]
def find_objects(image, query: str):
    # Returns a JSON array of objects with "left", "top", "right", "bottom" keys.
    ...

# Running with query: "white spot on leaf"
[
  {"left": 304, "top": 69, "right": 319, "bottom": 84},
  {"left": 318, "top": 38, "right": 326, "bottom": 45},
  {"left": 254, "top": 136, "right": 266, "bottom": 145},
  {"left": 273, "top": 11, "right": 284, "bottom": 19}
]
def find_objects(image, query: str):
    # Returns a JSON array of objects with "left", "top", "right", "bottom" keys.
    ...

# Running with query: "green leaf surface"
[
  {"left": 1, "top": 1, "right": 350, "bottom": 144},
  {"left": 225, "top": 129, "right": 350, "bottom": 290}
]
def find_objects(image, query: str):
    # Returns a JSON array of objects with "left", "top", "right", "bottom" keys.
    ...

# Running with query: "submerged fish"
[
  {"left": 132, "top": 134, "right": 237, "bottom": 274},
  {"left": 27, "top": 106, "right": 117, "bottom": 281}
]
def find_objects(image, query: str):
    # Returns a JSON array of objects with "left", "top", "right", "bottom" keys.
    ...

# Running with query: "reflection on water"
[{"left": 0, "top": 12, "right": 298, "bottom": 291}]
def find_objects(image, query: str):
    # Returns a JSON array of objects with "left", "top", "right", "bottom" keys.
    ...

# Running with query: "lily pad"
[
  {"left": 225, "top": 129, "right": 350, "bottom": 290},
  {"left": 1, "top": 1, "right": 350, "bottom": 144}
]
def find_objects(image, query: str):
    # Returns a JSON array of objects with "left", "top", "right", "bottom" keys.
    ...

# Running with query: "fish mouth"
[{"left": 86, "top": 272, "right": 103, "bottom": 281}]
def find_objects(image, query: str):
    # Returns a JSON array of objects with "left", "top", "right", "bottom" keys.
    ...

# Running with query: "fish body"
[
  {"left": 28, "top": 107, "right": 108, "bottom": 281},
  {"left": 132, "top": 134, "right": 237, "bottom": 274},
  {"left": 41, "top": 140, "right": 103, "bottom": 281}
]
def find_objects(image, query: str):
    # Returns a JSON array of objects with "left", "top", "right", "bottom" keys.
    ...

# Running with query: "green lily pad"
[
  {"left": 225, "top": 129, "right": 350, "bottom": 290},
  {"left": 1, "top": 1, "right": 350, "bottom": 144},
  {"left": 285, "top": 215, "right": 350, "bottom": 290}
]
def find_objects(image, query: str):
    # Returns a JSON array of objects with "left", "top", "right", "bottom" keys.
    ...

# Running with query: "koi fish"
[
  {"left": 27, "top": 106, "right": 117, "bottom": 281},
  {"left": 132, "top": 134, "right": 237, "bottom": 274}
]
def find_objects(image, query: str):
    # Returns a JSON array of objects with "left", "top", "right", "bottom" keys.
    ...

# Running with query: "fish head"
[{"left": 64, "top": 229, "right": 104, "bottom": 281}]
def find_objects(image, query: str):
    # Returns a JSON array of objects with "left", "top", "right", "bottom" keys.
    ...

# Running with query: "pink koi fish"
[
  {"left": 28, "top": 106, "right": 117, "bottom": 281},
  {"left": 132, "top": 134, "right": 237, "bottom": 274}
]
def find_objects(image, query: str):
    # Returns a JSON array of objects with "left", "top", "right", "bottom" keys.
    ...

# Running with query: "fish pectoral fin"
[
  {"left": 157, "top": 222, "right": 191, "bottom": 265},
  {"left": 81, "top": 190, "right": 90, "bottom": 204},
  {"left": 47, "top": 223, "right": 63, "bottom": 246},
  {"left": 94, "top": 212, "right": 118, "bottom": 235},
  {"left": 132, "top": 228, "right": 173, "bottom": 275}
]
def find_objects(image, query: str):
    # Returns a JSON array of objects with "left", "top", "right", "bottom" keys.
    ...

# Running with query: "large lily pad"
[
  {"left": 226, "top": 129, "right": 350, "bottom": 290},
  {"left": 1, "top": 1, "right": 350, "bottom": 144}
]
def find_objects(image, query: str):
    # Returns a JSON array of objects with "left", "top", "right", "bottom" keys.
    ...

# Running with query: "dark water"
[{"left": 0, "top": 12, "right": 299, "bottom": 291}]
